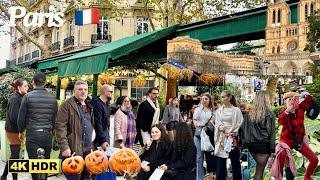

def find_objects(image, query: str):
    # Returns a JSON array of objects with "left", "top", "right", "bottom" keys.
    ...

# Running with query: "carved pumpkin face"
[
  {"left": 109, "top": 148, "right": 141, "bottom": 175},
  {"left": 85, "top": 150, "right": 108, "bottom": 174},
  {"left": 62, "top": 155, "right": 85, "bottom": 175}
]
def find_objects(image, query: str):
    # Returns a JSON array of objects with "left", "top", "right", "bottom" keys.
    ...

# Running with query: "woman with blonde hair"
[{"left": 240, "top": 91, "right": 275, "bottom": 180}]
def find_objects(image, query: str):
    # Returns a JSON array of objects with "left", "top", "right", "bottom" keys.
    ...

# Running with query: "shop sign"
[{"left": 8, "top": 6, "right": 64, "bottom": 27}]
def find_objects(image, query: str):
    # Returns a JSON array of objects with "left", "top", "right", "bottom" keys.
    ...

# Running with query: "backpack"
[{"left": 306, "top": 100, "right": 319, "bottom": 120}]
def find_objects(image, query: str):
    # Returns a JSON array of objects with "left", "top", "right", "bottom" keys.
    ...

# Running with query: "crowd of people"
[{"left": 1, "top": 72, "right": 319, "bottom": 180}]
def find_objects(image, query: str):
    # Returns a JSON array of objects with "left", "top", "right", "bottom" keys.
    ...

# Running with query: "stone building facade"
[
  {"left": 265, "top": 0, "right": 316, "bottom": 76},
  {"left": 9, "top": 0, "right": 157, "bottom": 65}
]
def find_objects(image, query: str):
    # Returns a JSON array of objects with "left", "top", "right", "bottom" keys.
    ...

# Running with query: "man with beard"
[
  {"left": 137, "top": 87, "right": 160, "bottom": 145},
  {"left": 90, "top": 84, "right": 113, "bottom": 149}
]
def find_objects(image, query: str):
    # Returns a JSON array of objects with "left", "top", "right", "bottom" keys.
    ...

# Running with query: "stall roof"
[{"left": 58, "top": 25, "right": 178, "bottom": 77}]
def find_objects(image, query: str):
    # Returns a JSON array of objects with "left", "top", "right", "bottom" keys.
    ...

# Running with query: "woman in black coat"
[
  {"left": 1, "top": 78, "right": 29, "bottom": 180},
  {"left": 159, "top": 122, "right": 196, "bottom": 180},
  {"left": 137, "top": 124, "right": 173, "bottom": 180}
]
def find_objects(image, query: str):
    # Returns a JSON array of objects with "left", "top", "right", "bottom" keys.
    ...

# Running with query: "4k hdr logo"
[
  {"left": 8, "top": 5, "right": 64, "bottom": 27},
  {"left": 8, "top": 159, "right": 60, "bottom": 173}
]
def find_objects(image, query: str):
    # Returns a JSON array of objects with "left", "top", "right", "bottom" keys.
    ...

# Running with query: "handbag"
[
  {"left": 194, "top": 126, "right": 202, "bottom": 137},
  {"left": 200, "top": 128, "right": 214, "bottom": 152}
]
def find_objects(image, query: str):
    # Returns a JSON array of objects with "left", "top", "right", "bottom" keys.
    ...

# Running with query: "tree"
[
  {"left": 304, "top": 10, "right": 320, "bottom": 52},
  {"left": 139, "top": 0, "right": 266, "bottom": 29}
]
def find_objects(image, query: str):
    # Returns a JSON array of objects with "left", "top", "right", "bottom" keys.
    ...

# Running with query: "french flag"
[{"left": 75, "top": 8, "right": 100, "bottom": 25}]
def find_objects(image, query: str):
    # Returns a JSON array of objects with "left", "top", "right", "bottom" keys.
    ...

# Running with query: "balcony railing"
[
  {"left": 63, "top": 36, "right": 74, "bottom": 48},
  {"left": 18, "top": 56, "right": 24, "bottom": 64},
  {"left": 6, "top": 59, "right": 16, "bottom": 67},
  {"left": 91, "top": 34, "right": 112, "bottom": 45},
  {"left": 51, "top": 41, "right": 61, "bottom": 51},
  {"left": 24, "top": 53, "right": 31, "bottom": 61},
  {"left": 32, "top": 50, "right": 40, "bottom": 58}
]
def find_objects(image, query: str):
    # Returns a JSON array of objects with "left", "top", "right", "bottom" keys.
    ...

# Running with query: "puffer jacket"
[
  {"left": 17, "top": 88, "right": 57, "bottom": 132},
  {"left": 240, "top": 109, "right": 275, "bottom": 152}
]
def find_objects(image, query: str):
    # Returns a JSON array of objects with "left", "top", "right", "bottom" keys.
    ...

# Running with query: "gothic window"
[
  {"left": 277, "top": 9, "right": 281, "bottom": 23},
  {"left": 137, "top": 17, "right": 149, "bottom": 35},
  {"left": 272, "top": 47, "right": 275, "bottom": 53},
  {"left": 305, "top": 4, "right": 308, "bottom": 20},
  {"left": 272, "top": 10, "right": 276, "bottom": 24},
  {"left": 310, "top": 3, "right": 314, "bottom": 15},
  {"left": 277, "top": 46, "right": 280, "bottom": 53},
  {"left": 97, "top": 16, "right": 109, "bottom": 40}
]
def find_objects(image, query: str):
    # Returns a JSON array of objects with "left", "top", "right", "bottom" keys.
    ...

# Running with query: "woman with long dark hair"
[
  {"left": 159, "top": 122, "right": 196, "bottom": 180},
  {"left": 161, "top": 97, "right": 183, "bottom": 141},
  {"left": 137, "top": 124, "right": 173, "bottom": 180},
  {"left": 1, "top": 78, "right": 29, "bottom": 180},
  {"left": 214, "top": 90, "right": 243, "bottom": 180},
  {"left": 240, "top": 91, "right": 275, "bottom": 180}
]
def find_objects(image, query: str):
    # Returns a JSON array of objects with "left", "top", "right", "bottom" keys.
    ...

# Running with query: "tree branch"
[
  {"left": 144, "top": 0, "right": 155, "bottom": 31},
  {"left": 0, "top": 3, "right": 49, "bottom": 53}
]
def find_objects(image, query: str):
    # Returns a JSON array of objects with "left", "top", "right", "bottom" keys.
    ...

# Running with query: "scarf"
[{"left": 147, "top": 97, "right": 160, "bottom": 126}]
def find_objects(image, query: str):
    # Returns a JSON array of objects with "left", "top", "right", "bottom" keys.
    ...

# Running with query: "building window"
[
  {"left": 277, "top": 9, "right": 281, "bottom": 23},
  {"left": 272, "top": 10, "right": 276, "bottom": 24},
  {"left": 277, "top": 46, "right": 280, "bottom": 53},
  {"left": 272, "top": 47, "right": 275, "bottom": 53},
  {"left": 305, "top": 4, "right": 308, "bottom": 20},
  {"left": 131, "top": 80, "right": 154, "bottom": 101},
  {"left": 97, "top": 16, "right": 109, "bottom": 40},
  {"left": 310, "top": 3, "right": 314, "bottom": 15},
  {"left": 68, "top": 20, "right": 73, "bottom": 37},
  {"left": 55, "top": 28, "right": 59, "bottom": 42},
  {"left": 137, "top": 17, "right": 148, "bottom": 35}
]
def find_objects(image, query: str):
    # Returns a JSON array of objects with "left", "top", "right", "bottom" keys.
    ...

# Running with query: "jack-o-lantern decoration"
[
  {"left": 62, "top": 154, "right": 85, "bottom": 175},
  {"left": 109, "top": 147, "right": 141, "bottom": 175},
  {"left": 85, "top": 150, "right": 108, "bottom": 174}
]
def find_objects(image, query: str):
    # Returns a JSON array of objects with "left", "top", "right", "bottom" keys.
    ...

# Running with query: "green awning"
[
  {"left": 37, "top": 51, "right": 86, "bottom": 70},
  {"left": 18, "top": 59, "right": 37, "bottom": 67},
  {"left": 58, "top": 25, "right": 178, "bottom": 77}
]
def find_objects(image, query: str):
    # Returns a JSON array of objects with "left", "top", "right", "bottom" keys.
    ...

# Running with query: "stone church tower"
[{"left": 264, "top": 0, "right": 317, "bottom": 76}]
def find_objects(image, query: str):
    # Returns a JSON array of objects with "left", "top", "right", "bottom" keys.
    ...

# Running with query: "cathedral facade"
[{"left": 264, "top": 0, "right": 318, "bottom": 76}]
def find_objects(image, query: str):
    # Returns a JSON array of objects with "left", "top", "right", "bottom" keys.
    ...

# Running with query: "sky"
[{"left": 0, "top": 34, "right": 10, "bottom": 68}]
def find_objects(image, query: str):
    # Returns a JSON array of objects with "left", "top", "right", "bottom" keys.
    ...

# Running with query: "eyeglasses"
[{"left": 152, "top": 93, "right": 159, "bottom": 95}]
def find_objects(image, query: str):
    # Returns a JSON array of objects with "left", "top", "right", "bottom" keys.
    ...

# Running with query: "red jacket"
[{"left": 278, "top": 95, "right": 313, "bottom": 149}]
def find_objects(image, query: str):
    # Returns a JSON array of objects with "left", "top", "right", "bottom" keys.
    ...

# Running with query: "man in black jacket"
[
  {"left": 91, "top": 84, "right": 113, "bottom": 150},
  {"left": 17, "top": 72, "right": 57, "bottom": 180},
  {"left": 137, "top": 87, "right": 160, "bottom": 145}
]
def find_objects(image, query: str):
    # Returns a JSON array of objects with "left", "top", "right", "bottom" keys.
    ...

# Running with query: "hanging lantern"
[
  {"left": 99, "top": 73, "right": 115, "bottom": 84},
  {"left": 51, "top": 76, "right": 58, "bottom": 85},
  {"left": 61, "top": 78, "right": 69, "bottom": 89},
  {"left": 133, "top": 75, "right": 146, "bottom": 87}
]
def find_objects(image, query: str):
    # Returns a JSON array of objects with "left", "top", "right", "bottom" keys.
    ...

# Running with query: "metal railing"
[
  {"left": 91, "top": 34, "right": 112, "bottom": 45},
  {"left": 63, "top": 36, "right": 74, "bottom": 48},
  {"left": 51, "top": 41, "right": 61, "bottom": 51}
]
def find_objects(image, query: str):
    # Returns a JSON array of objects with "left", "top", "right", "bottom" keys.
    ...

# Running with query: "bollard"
[{"left": 37, "top": 148, "right": 47, "bottom": 180}]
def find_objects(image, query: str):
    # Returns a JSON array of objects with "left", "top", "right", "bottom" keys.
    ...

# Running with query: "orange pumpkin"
[
  {"left": 109, "top": 147, "right": 141, "bottom": 175},
  {"left": 62, "top": 154, "right": 85, "bottom": 175},
  {"left": 85, "top": 150, "right": 108, "bottom": 174}
]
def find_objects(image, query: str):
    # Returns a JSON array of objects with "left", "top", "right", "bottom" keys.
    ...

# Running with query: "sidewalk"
[{"left": 0, "top": 160, "right": 66, "bottom": 180}]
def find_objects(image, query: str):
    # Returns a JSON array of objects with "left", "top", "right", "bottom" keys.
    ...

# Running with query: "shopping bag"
[
  {"left": 95, "top": 169, "right": 116, "bottom": 180},
  {"left": 149, "top": 168, "right": 164, "bottom": 180}
]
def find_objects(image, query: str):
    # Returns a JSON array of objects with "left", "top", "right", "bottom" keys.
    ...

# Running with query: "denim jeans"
[
  {"left": 26, "top": 130, "right": 52, "bottom": 180},
  {"left": 194, "top": 136, "right": 204, "bottom": 180}
]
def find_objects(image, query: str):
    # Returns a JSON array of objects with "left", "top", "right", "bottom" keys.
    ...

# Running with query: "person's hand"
[
  {"left": 18, "top": 133, "right": 24, "bottom": 142},
  {"left": 101, "top": 142, "right": 109, "bottom": 150},
  {"left": 193, "top": 120, "right": 199, "bottom": 127},
  {"left": 142, "top": 165, "right": 150, "bottom": 172},
  {"left": 61, "top": 149, "right": 72, "bottom": 157},
  {"left": 146, "top": 138, "right": 153, "bottom": 148},
  {"left": 159, "top": 164, "right": 168, "bottom": 171}
]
